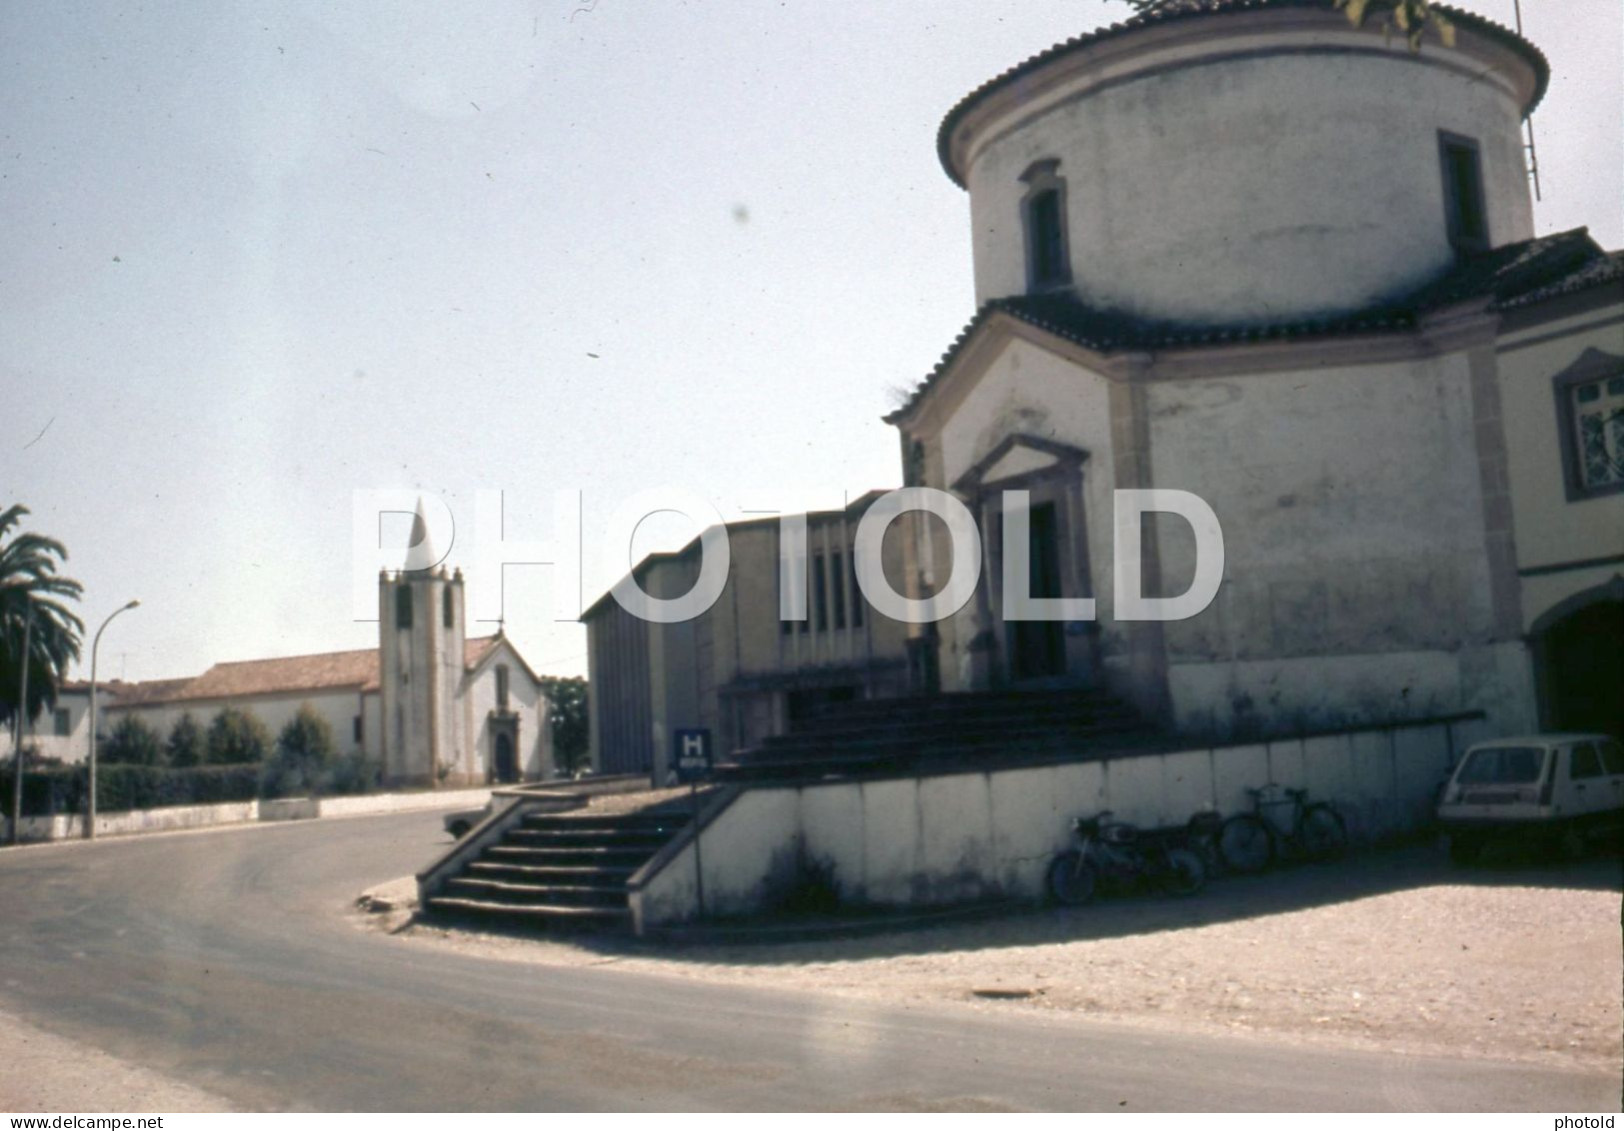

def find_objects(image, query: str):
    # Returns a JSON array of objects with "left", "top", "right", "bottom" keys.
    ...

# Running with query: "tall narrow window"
[
  {"left": 812, "top": 553, "right": 828, "bottom": 633},
  {"left": 1020, "top": 159, "right": 1071, "bottom": 293},
  {"left": 395, "top": 585, "right": 413, "bottom": 629},
  {"left": 1439, "top": 132, "right": 1488, "bottom": 254},
  {"left": 442, "top": 585, "right": 454, "bottom": 628},
  {"left": 831, "top": 549, "right": 847, "bottom": 630},
  {"left": 849, "top": 553, "right": 864, "bottom": 628},
  {"left": 496, "top": 664, "right": 510, "bottom": 710}
]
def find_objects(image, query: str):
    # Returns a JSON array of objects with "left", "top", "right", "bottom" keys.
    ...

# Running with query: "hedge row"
[{"left": 10, "top": 761, "right": 378, "bottom": 818}]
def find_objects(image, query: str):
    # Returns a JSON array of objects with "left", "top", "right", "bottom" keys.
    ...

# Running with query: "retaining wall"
[{"left": 632, "top": 714, "right": 1491, "bottom": 929}]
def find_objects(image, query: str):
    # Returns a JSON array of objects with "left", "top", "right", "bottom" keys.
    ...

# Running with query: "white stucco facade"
[
  {"left": 887, "top": 1, "right": 1618, "bottom": 744},
  {"left": 98, "top": 570, "right": 551, "bottom": 788},
  {"left": 950, "top": 11, "right": 1541, "bottom": 322}
]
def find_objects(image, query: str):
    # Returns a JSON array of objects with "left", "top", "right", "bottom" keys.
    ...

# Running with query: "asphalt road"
[{"left": 0, "top": 811, "right": 1614, "bottom": 1111}]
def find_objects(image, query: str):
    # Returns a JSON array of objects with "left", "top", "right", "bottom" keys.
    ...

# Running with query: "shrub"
[
  {"left": 261, "top": 704, "right": 350, "bottom": 798},
  {"left": 101, "top": 714, "right": 164, "bottom": 766},
  {"left": 206, "top": 706, "right": 271, "bottom": 765},
  {"left": 16, "top": 763, "right": 263, "bottom": 817},
  {"left": 166, "top": 712, "right": 205, "bottom": 768}
]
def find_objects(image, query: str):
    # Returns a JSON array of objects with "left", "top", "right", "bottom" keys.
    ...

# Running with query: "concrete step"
[
  {"left": 445, "top": 877, "right": 628, "bottom": 908},
  {"left": 468, "top": 861, "right": 639, "bottom": 885},
  {"left": 744, "top": 719, "right": 1148, "bottom": 763},
  {"left": 519, "top": 812, "right": 690, "bottom": 833},
  {"left": 485, "top": 844, "right": 653, "bottom": 868},
  {"left": 425, "top": 896, "right": 631, "bottom": 923},
  {"left": 503, "top": 827, "right": 672, "bottom": 848},
  {"left": 756, "top": 715, "right": 1144, "bottom": 754}
]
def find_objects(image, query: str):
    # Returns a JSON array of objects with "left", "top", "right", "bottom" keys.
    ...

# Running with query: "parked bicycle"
[
  {"left": 1217, "top": 784, "right": 1347, "bottom": 873},
  {"left": 1185, "top": 806, "right": 1226, "bottom": 877},
  {"left": 1048, "top": 810, "right": 1207, "bottom": 905}
]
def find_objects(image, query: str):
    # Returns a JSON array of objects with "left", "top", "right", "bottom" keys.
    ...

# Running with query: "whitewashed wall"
[
  {"left": 1146, "top": 352, "right": 1537, "bottom": 737},
  {"left": 462, "top": 639, "right": 551, "bottom": 781},
  {"left": 962, "top": 28, "right": 1535, "bottom": 321},
  {"left": 634, "top": 715, "right": 1492, "bottom": 928},
  {"left": 27, "top": 689, "right": 94, "bottom": 764},
  {"left": 1495, "top": 299, "right": 1624, "bottom": 630},
  {"left": 108, "top": 689, "right": 370, "bottom": 758}
]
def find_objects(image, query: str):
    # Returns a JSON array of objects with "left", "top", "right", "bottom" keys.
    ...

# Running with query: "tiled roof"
[
  {"left": 102, "top": 677, "right": 197, "bottom": 707},
  {"left": 104, "top": 635, "right": 506, "bottom": 707},
  {"left": 884, "top": 229, "right": 1622, "bottom": 424},
  {"left": 464, "top": 635, "right": 501, "bottom": 672},
  {"left": 937, "top": 0, "right": 1549, "bottom": 187}
]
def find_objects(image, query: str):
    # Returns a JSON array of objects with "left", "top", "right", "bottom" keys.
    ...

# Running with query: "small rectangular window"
[
  {"left": 395, "top": 585, "right": 413, "bottom": 629},
  {"left": 54, "top": 709, "right": 70, "bottom": 737},
  {"left": 353, "top": 715, "right": 363, "bottom": 743},
  {"left": 1569, "top": 377, "right": 1624, "bottom": 493},
  {"left": 1439, "top": 132, "right": 1488, "bottom": 254}
]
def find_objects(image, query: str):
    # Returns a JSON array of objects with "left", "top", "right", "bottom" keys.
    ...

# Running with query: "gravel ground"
[{"left": 370, "top": 843, "right": 1623, "bottom": 1072}]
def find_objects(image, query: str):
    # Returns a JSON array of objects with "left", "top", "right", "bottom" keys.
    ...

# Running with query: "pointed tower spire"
[{"left": 404, "top": 495, "right": 435, "bottom": 573}]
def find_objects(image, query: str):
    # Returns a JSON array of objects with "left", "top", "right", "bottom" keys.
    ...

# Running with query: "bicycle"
[{"left": 1217, "top": 784, "right": 1347, "bottom": 873}]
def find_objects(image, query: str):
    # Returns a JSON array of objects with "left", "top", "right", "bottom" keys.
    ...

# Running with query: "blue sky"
[{"left": 3, "top": 0, "right": 1619, "bottom": 683}]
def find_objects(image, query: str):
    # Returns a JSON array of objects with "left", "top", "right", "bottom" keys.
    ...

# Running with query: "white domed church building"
[{"left": 886, "top": 0, "right": 1623, "bottom": 742}]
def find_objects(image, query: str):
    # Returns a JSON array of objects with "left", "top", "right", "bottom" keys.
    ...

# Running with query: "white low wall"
[
  {"left": 2, "top": 786, "right": 496, "bottom": 844},
  {"left": 6, "top": 801, "right": 261, "bottom": 843},
  {"left": 633, "top": 715, "right": 1492, "bottom": 928}
]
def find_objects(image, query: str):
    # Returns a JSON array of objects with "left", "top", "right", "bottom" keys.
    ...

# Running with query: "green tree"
[
  {"left": 206, "top": 706, "right": 271, "bottom": 765},
  {"left": 101, "top": 714, "right": 164, "bottom": 766},
  {"left": 166, "top": 712, "right": 205, "bottom": 768},
  {"left": 263, "top": 704, "right": 337, "bottom": 797},
  {"left": 538, "top": 676, "right": 589, "bottom": 775},
  {"left": 0, "top": 504, "right": 84, "bottom": 735}
]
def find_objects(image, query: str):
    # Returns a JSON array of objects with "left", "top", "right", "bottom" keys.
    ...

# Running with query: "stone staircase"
[
  {"left": 717, "top": 686, "right": 1163, "bottom": 781},
  {"left": 424, "top": 808, "right": 690, "bottom": 929}
]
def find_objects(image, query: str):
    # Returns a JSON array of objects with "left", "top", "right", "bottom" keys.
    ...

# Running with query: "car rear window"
[{"left": 1456, "top": 745, "right": 1547, "bottom": 785}]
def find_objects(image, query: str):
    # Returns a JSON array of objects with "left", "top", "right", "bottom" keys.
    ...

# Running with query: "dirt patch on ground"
[{"left": 366, "top": 845, "right": 1623, "bottom": 1072}]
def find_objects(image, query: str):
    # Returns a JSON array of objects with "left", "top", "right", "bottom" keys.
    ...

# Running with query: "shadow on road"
[{"left": 436, "top": 835, "right": 1624, "bottom": 969}]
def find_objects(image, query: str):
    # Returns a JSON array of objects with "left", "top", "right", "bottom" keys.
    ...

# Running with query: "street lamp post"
[{"left": 86, "top": 599, "right": 139, "bottom": 841}]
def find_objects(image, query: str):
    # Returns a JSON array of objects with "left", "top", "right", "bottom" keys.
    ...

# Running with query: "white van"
[{"left": 1437, "top": 734, "right": 1624, "bottom": 863}]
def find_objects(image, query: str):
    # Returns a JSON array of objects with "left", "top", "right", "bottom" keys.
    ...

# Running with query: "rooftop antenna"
[{"left": 1513, "top": 0, "right": 1543, "bottom": 200}]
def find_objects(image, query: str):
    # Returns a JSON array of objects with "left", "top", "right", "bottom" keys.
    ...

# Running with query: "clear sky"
[{"left": 4, "top": 0, "right": 1620, "bottom": 684}]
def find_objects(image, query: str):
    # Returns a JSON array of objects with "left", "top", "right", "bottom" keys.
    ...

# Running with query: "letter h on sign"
[{"left": 674, "top": 728, "right": 712, "bottom": 784}]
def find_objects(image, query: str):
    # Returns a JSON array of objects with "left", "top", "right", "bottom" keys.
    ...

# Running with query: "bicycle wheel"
[
  {"left": 1218, "top": 814, "right": 1273, "bottom": 873},
  {"left": 1048, "top": 850, "right": 1098, "bottom": 905},
  {"left": 1158, "top": 847, "right": 1207, "bottom": 897},
  {"left": 1299, "top": 804, "right": 1347, "bottom": 860}
]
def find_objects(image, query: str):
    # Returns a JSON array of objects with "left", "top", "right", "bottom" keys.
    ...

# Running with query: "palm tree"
[{"left": 0, "top": 504, "right": 85, "bottom": 736}]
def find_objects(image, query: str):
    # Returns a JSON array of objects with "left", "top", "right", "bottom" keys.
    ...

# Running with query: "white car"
[{"left": 1437, "top": 734, "right": 1624, "bottom": 864}]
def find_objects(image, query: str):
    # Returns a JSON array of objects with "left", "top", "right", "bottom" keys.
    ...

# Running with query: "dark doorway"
[
  {"left": 1008, "top": 501, "right": 1066, "bottom": 680},
  {"left": 493, "top": 730, "right": 518, "bottom": 784},
  {"left": 1541, "top": 599, "right": 1623, "bottom": 740}
]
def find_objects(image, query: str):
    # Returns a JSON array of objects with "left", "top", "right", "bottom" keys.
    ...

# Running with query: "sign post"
[{"left": 673, "top": 728, "right": 713, "bottom": 919}]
